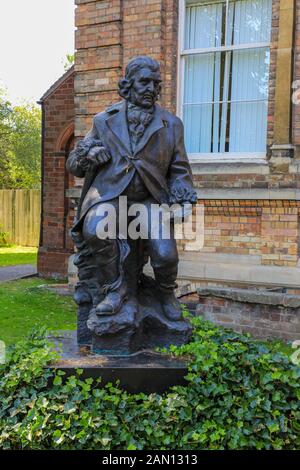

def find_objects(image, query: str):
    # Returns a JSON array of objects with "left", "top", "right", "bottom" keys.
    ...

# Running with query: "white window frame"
[{"left": 177, "top": 0, "right": 270, "bottom": 162}]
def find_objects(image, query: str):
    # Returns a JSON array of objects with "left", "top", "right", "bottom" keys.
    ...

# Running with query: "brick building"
[
  {"left": 38, "top": 67, "right": 75, "bottom": 278},
  {"left": 38, "top": 0, "right": 300, "bottom": 296}
]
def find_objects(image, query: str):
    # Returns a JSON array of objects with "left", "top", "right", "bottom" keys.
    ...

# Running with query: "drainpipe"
[{"left": 37, "top": 99, "right": 45, "bottom": 247}]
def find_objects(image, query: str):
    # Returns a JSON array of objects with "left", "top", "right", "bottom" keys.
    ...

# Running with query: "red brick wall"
[
  {"left": 178, "top": 200, "right": 300, "bottom": 268},
  {"left": 74, "top": 0, "right": 179, "bottom": 137},
  {"left": 74, "top": 0, "right": 121, "bottom": 137},
  {"left": 193, "top": 170, "right": 297, "bottom": 191},
  {"left": 38, "top": 72, "right": 75, "bottom": 279},
  {"left": 197, "top": 293, "right": 300, "bottom": 342}
]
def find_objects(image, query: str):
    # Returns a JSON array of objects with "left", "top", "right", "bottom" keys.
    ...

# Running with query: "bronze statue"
[{"left": 67, "top": 56, "right": 197, "bottom": 354}]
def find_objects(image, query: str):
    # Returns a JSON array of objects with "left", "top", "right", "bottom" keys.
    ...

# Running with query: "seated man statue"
[{"left": 67, "top": 56, "right": 197, "bottom": 328}]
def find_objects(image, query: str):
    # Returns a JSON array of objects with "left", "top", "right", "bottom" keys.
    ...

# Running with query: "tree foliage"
[
  {"left": 64, "top": 54, "right": 75, "bottom": 72},
  {"left": 0, "top": 89, "right": 14, "bottom": 188},
  {"left": 0, "top": 90, "right": 41, "bottom": 189}
]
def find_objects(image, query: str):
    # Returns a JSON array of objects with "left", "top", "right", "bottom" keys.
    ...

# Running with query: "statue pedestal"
[{"left": 49, "top": 331, "right": 188, "bottom": 394}]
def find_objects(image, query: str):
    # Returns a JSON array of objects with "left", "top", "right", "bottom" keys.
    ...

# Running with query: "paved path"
[{"left": 0, "top": 264, "right": 37, "bottom": 282}]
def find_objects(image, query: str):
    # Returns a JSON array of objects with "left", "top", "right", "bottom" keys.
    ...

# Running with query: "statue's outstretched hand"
[{"left": 83, "top": 145, "right": 111, "bottom": 170}]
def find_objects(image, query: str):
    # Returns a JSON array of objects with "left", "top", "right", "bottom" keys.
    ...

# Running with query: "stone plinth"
[{"left": 49, "top": 331, "right": 188, "bottom": 394}]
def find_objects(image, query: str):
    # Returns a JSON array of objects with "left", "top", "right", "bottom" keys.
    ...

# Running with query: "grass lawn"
[
  {"left": 0, "top": 245, "right": 38, "bottom": 267},
  {"left": 0, "top": 278, "right": 76, "bottom": 345}
]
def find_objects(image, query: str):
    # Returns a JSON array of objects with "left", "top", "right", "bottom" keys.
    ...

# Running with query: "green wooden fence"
[{"left": 0, "top": 190, "right": 41, "bottom": 247}]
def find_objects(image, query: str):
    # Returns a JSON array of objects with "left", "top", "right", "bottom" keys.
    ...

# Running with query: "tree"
[
  {"left": 0, "top": 90, "right": 14, "bottom": 188},
  {"left": 0, "top": 89, "right": 41, "bottom": 189},
  {"left": 9, "top": 104, "right": 41, "bottom": 188},
  {"left": 64, "top": 53, "right": 74, "bottom": 72}
]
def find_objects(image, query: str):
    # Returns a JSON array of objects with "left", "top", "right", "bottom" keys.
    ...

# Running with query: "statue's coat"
[{"left": 66, "top": 100, "right": 194, "bottom": 227}]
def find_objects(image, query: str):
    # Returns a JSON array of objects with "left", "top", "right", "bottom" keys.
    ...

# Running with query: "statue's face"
[{"left": 129, "top": 67, "right": 161, "bottom": 108}]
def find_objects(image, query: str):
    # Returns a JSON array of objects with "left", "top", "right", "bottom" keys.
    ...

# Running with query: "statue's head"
[{"left": 118, "top": 56, "right": 162, "bottom": 108}]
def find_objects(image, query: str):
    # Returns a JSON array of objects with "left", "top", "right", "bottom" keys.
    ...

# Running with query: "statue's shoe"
[
  {"left": 160, "top": 292, "right": 182, "bottom": 322},
  {"left": 95, "top": 291, "right": 127, "bottom": 316}
]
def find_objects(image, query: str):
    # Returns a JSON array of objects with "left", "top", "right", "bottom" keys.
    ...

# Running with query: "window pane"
[
  {"left": 183, "top": 100, "right": 268, "bottom": 153},
  {"left": 183, "top": 0, "right": 272, "bottom": 154},
  {"left": 229, "top": 47, "right": 270, "bottom": 151},
  {"left": 184, "top": 0, "right": 272, "bottom": 50},
  {"left": 227, "top": 0, "right": 272, "bottom": 45},
  {"left": 182, "top": 48, "right": 270, "bottom": 153},
  {"left": 231, "top": 48, "right": 270, "bottom": 102},
  {"left": 183, "top": 52, "right": 222, "bottom": 153},
  {"left": 185, "top": 2, "right": 223, "bottom": 49},
  {"left": 183, "top": 103, "right": 214, "bottom": 153},
  {"left": 229, "top": 101, "right": 268, "bottom": 151},
  {"left": 184, "top": 53, "right": 217, "bottom": 104}
]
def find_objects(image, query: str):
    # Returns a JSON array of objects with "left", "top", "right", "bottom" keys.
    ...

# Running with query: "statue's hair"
[{"left": 118, "top": 56, "right": 161, "bottom": 100}]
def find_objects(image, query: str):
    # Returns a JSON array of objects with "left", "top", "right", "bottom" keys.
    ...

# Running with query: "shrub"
[
  {"left": 0, "top": 225, "right": 9, "bottom": 246},
  {"left": 0, "top": 319, "right": 299, "bottom": 450}
]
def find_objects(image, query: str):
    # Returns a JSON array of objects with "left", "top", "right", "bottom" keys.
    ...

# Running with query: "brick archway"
[{"left": 56, "top": 122, "right": 74, "bottom": 152}]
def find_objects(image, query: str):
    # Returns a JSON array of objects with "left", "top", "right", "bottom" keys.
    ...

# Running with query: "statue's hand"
[
  {"left": 82, "top": 145, "right": 111, "bottom": 170},
  {"left": 169, "top": 181, "right": 198, "bottom": 205}
]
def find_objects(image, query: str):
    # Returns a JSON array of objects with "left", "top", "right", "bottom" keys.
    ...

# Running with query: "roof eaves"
[{"left": 38, "top": 66, "right": 75, "bottom": 103}]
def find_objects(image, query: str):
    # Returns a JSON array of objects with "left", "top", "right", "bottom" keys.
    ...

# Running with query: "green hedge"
[{"left": 0, "top": 316, "right": 299, "bottom": 450}]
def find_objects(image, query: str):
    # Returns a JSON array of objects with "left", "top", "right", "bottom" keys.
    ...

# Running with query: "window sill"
[
  {"left": 190, "top": 154, "right": 269, "bottom": 175},
  {"left": 188, "top": 152, "right": 267, "bottom": 161}
]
